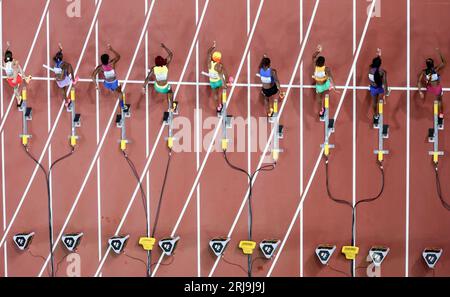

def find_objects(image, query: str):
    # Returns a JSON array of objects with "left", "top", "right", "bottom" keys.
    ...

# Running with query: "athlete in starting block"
[
  {"left": 3, "top": 41, "right": 32, "bottom": 107},
  {"left": 50, "top": 43, "right": 78, "bottom": 108},
  {"left": 312, "top": 45, "right": 337, "bottom": 119},
  {"left": 142, "top": 43, "right": 176, "bottom": 112},
  {"left": 418, "top": 48, "right": 446, "bottom": 120},
  {"left": 206, "top": 41, "right": 229, "bottom": 112},
  {"left": 92, "top": 44, "right": 124, "bottom": 108},
  {"left": 368, "top": 48, "right": 390, "bottom": 120},
  {"left": 258, "top": 54, "right": 283, "bottom": 117}
]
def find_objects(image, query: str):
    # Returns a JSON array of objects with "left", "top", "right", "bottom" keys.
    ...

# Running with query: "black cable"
[
  {"left": 23, "top": 144, "right": 74, "bottom": 277},
  {"left": 28, "top": 250, "right": 50, "bottom": 277},
  {"left": 121, "top": 148, "right": 172, "bottom": 277},
  {"left": 327, "top": 264, "right": 351, "bottom": 277},
  {"left": 324, "top": 155, "right": 385, "bottom": 277},
  {"left": 121, "top": 150, "right": 151, "bottom": 277},
  {"left": 434, "top": 163, "right": 450, "bottom": 211},
  {"left": 221, "top": 256, "right": 248, "bottom": 275},
  {"left": 222, "top": 150, "right": 275, "bottom": 277}
]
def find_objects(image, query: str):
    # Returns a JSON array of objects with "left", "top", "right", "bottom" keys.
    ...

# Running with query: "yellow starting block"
[
  {"left": 272, "top": 149, "right": 279, "bottom": 162},
  {"left": 70, "top": 135, "right": 77, "bottom": 147},
  {"left": 222, "top": 89, "right": 227, "bottom": 104},
  {"left": 22, "top": 88, "right": 27, "bottom": 101},
  {"left": 71, "top": 88, "right": 76, "bottom": 101},
  {"left": 22, "top": 135, "right": 29, "bottom": 146},
  {"left": 239, "top": 240, "right": 256, "bottom": 255},
  {"left": 167, "top": 136, "right": 174, "bottom": 149},
  {"left": 341, "top": 245, "right": 359, "bottom": 260},
  {"left": 120, "top": 139, "right": 127, "bottom": 151},
  {"left": 221, "top": 138, "right": 228, "bottom": 151},
  {"left": 139, "top": 237, "right": 156, "bottom": 251}
]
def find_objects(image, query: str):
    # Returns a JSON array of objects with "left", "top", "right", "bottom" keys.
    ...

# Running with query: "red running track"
[{"left": 0, "top": 0, "right": 449, "bottom": 277}]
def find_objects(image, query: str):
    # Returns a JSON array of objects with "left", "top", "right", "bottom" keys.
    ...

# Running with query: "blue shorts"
[
  {"left": 104, "top": 79, "right": 119, "bottom": 91},
  {"left": 370, "top": 85, "right": 384, "bottom": 97}
]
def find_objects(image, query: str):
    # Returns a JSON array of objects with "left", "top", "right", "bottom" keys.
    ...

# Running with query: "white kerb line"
[
  {"left": 208, "top": 0, "right": 321, "bottom": 277},
  {"left": 0, "top": 0, "right": 7, "bottom": 277},
  {"left": 299, "top": 0, "right": 304, "bottom": 277},
  {"left": 195, "top": 0, "right": 201, "bottom": 277},
  {"left": 38, "top": 0, "right": 157, "bottom": 277},
  {"left": 0, "top": 0, "right": 104, "bottom": 252},
  {"left": 151, "top": 0, "right": 267, "bottom": 277},
  {"left": 93, "top": 0, "right": 213, "bottom": 277},
  {"left": 405, "top": 0, "right": 411, "bottom": 277},
  {"left": 0, "top": 0, "right": 50, "bottom": 135},
  {"left": 266, "top": 0, "right": 378, "bottom": 277}
]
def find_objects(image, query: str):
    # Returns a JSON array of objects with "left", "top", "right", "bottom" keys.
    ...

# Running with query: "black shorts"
[{"left": 261, "top": 84, "right": 278, "bottom": 98}]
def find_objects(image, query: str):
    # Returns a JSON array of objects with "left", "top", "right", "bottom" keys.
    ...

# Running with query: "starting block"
[
  {"left": 20, "top": 134, "right": 32, "bottom": 146},
  {"left": 25, "top": 107, "right": 32, "bottom": 120},
  {"left": 438, "top": 117, "right": 444, "bottom": 130},
  {"left": 428, "top": 128, "right": 435, "bottom": 143},
  {"left": 123, "top": 104, "right": 131, "bottom": 118},
  {"left": 163, "top": 111, "right": 170, "bottom": 124},
  {"left": 341, "top": 245, "right": 359, "bottom": 260},
  {"left": 61, "top": 233, "right": 83, "bottom": 252},
  {"left": 259, "top": 240, "right": 280, "bottom": 259},
  {"left": 422, "top": 248, "right": 443, "bottom": 269},
  {"left": 108, "top": 235, "right": 130, "bottom": 254},
  {"left": 278, "top": 125, "right": 284, "bottom": 139},
  {"left": 328, "top": 119, "right": 335, "bottom": 133},
  {"left": 13, "top": 232, "right": 35, "bottom": 251},
  {"left": 382, "top": 124, "right": 389, "bottom": 138},
  {"left": 368, "top": 246, "right": 389, "bottom": 267},
  {"left": 139, "top": 237, "right": 156, "bottom": 251},
  {"left": 18, "top": 101, "right": 25, "bottom": 112},
  {"left": 315, "top": 244, "right": 336, "bottom": 265},
  {"left": 171, "top": 101, "right": 179, "bottom": 115},
  {"left": 238, "top": 240, "right": 257, "bottom": 255},
  {"left": 373, "top": 115, "right": 380, "bottom": 129},
  {"left": 209, "top": 237, "right": 231, "bottom": 257},
  {"left": 225, "top": 115, "right": 232, "bottom": 129},
  {"left": 159, "top": 236, "right": 180, "bottom": 256},
  {"left": 115, "top": 114, "right": 123, "bottom": 128},
  {"left": 74, "top": 113, "right": 81, "bottom": 127}
]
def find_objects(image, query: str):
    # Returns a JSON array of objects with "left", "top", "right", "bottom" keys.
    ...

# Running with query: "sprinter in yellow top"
[
  {"left": 143, "top": 43, "right": 174, "bottom": 109},
  {"left": 206, "top": 41, "right": 229, "bottom": 112},
  {"left": 312, "top": 45, "right": 336, "bottom": 119}
]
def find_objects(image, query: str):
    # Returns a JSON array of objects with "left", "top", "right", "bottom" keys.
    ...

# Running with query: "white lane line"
[
  {"left": 144, "top": 0, "right": 151, "bottom": 244},
  {"left": 38, "top": 0, "right": 158, "bottom": 277},
  {"left": 351, "top": 0, "right": 357, "bottom": 276},
  {"left": 0, "top": 0, "right": 51, "bottom": 135},
  {"left": 208, "top": 0, "right": 321, "bottom": 277},
  {"left": 405, "top": 0, "right": 411, "bottom": 277},
  {"left": 195, "top": 0, "right": 201, "bottom": 277},
  {"left": 0, "top": 0, "right": 104, "bottom": 251},
  {"left": 0, "top": 0, "right": 7, "bottom": 277},
  {"left": 299, "top": 0, "right": 304, "bottom": 277},
  {"left": 13, "top": 76, "right": 450, "bottom": 92},
  {"left": 95, "top": 0, "right": 215, "bottom": 277},
  {"left": 266, "top": 0, "right": 378, "bottom": 277},
  {"left": 95, "top": 0, "right": 102, "bottom": 265},
  {"left": 151, "top": 0, "right": 267, "bottom": 277}
]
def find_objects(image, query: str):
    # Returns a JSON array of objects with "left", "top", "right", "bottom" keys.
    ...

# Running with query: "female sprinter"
[
  {"left": 418, "top": 48, "right": 446, "bottom": 119},
  {"left": 258, "top": 54, "right": 284, "bottom": 117},
  {"left": 92, "top": 44, "right": 124, "bottom": 108},
  {"left": 206, "top": 41, "right": 229, "bottom": 112},
  {"left": 142, "top": 43, "right": 175, "bottom": 110},
  {"left": 368, "top": 48, "right": 390, "bottom": 119},
  {"left": 52, "top": 43, "right": 78, "bottom": 108},
  {"left": 312, "top": 45, "right": 336, "bottom": 119},
  {"left": 3, "top": 42, "right": 32, "bottom": 107}
]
